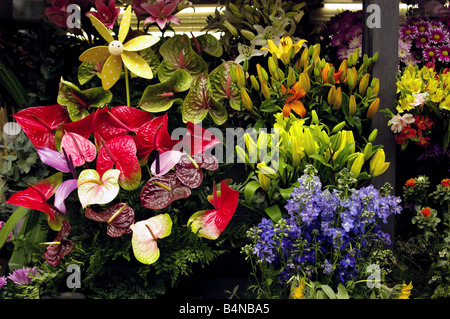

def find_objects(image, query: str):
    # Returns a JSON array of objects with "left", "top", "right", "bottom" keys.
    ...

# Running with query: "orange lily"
[
  {"left": 281, "top": 82, "right": 306, "bottom": 117},
  {"left": 322, "top": 63, "right": 343, "bottom": 84}
]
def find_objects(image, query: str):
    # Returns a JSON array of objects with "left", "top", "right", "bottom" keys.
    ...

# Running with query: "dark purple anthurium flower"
[
  {"left": 43, "top": 220, "right": 73, "bottom": 267},
  {"left": 140, "top": 173, "right": 191, "bottom": 210},
  {"left": 85, "top": 203, "right": 135, "bottom": 237},
  {"left": 174, "top": 153, "right": 219, "bottom": 188}
]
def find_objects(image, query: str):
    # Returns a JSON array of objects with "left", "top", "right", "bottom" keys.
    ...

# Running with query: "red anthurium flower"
[
  {"left": 43, "top": 220, "right": 73, "bottom": 267},
  {"left": 6, "top": 173, "right": 64, "bottom": 231},
  {"left": 85, "top": 203, "right": 135, "bottom": 237},
  {"left": 96, "top": 135, "right": 142, "bottom": 191},
  {"left": 13, "top": 105, "right": 70, "bottom": 150},
  {"left": 184, "top": 122, "right": 222, "bottom": 155},
  {"left": 86, "top": 0, "right": 121, "bottom": 29},
  {"left": 174, "top": 153, "right": 219, "bottom": 188},
  {"left": 134, "top": 113, "right": 180, "bottom": 164},
  {"left": 140, "top": 173, "right": 191, "bottom": 210},
  {"left": 188, "top": 181, "right": 239, "bottom": 240}
]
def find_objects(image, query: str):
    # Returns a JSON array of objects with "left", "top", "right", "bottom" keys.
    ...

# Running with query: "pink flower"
[
  {"left": 388, "top": 113, "right": 415, "bottom": 134},
  {"left": 423, "top": 46, "right": 438, "bottom": 62},
  {"left": 44, "top": 0, "right": 69, "bottom": 28},
  {"left": 400, "top": 25, "right": 418, "bottom": 39},
  {"left": 437, "top": 46, "right": 450, "bottom": 63},
  {"left": 429, "top": 29, "right": 446, "bottom": 44},
  {"left": 415, "top": 33, "right": 430, "bottom": 48},
  {"left": 132, "top": 0, "right": 148, "bottom": 19},
  {"left": 7, "top": 267, "right": 40, "bottom": 285},
  {"left": 86, "top": 0, "right": 121, "bottom": 29},
  {"left": 141, "top": 0, "right": 181, "bottom": 30},
  {"left": 410, "top": 92, "right": 429, "bottom": 107}
]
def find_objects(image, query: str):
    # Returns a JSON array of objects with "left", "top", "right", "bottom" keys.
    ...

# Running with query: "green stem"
[{"left": 125, "top": 67, "right": 131, "bottom": 107}]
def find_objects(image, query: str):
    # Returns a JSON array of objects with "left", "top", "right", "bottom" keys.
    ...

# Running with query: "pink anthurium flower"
[
  {"left": 184, "top": 122, "right": 222, "bottom": 155},
  {"left": 85, "top": 203, "right": 134, "bottom": 237},
  {"left": 130, "top": 213, "right": 172, "bottom": 264},
  {"left": 141, "top": 0, "right": 181, "bottom": 30},
  {"left": 42, "top": 220, "right": 73, "bottom": 267},
  {"left": 188, "top": 181, "right": 239, "bottom": 240},
  {"left": 77, "top": 169, "right": 120, "bottom": 208},
  {"left": 140, "top": 173, "right": 191, "bottom": 210},
  {"left": 61, "top": 131, "right": 97, "bottom": 167},
  {"left": 96, "top": 135, "right": 142, "bottom": 191},
  {"left": 6, "top": 173, "right": 64, "bottom": 231},
  {"left": 13, "top": 104, "right": 70, "bottom": 150},
  {"left": 86, "top": 0, "right": 121, "bottom": 29},
  {"left": 150, "top": 150, "right": 184, "bottom": 176}
]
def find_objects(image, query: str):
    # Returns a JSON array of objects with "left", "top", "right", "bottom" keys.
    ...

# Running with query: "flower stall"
[{"left": 0, "top": 0, "right": 449, "bottom": 303}]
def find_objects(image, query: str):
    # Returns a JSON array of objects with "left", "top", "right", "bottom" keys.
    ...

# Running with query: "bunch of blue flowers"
[{"left": 244, "top": 165, "right": 403, "bottom": 295}]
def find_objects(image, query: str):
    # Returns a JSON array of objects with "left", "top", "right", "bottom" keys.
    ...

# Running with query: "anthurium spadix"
[
  {"left": 43, "top": 220, "right": 73, "bottom": 267},
  {"left": 61, "top": 131, "right": 97, "bottom": 166},
  {"left": 188, "top": 181, "right": 239, "bottom": 240},
  {"left": 130, "top": 214, "right": 172, "bottom": 265},
  {"left": 77, "top": 169, "right": 120, "bottom": 208},
  {"left": 79, "top": 5, "right": 159, "bottom": 90},
  {"left": 6, "top": 173, "right": 64, "bottom": 231}
]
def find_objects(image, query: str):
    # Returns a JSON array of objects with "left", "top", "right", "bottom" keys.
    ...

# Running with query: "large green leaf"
[
  {"left": 244, "top": 180, "right": 261, "bottom": 203},
  {"left": 57, "top": 78, "right": 113, "bottom": 121},
  {"left": 209, "top": 61, "right": 242, "bottom": 110},
  {"left": 77, "top": 61, "right": 101, "bottom": 85},
  {"left": 0, "top": 206, "right": 30, "bottom": 250},
  {"left": 138, "top": 69, "right": 191, "bottom": 113},
  {"left": 157, "top": 34, "right": 208, "bottom": 83},
  {"left": 181, "top": 73, "right": 227, "bottom": 125}
]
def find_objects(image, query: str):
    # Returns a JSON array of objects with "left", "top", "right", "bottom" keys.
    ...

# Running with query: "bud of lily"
[
  {"left": 312, "top": 43, "right": 321, "bottom": 60},
  {"left": 223, "top": 20, "right": 239, "bottom": 37},
  {"left": 368, "top": 128, "right": 378, "bottom": 143},
  {"left": 330, "top": 131, "right": 342, "bottom": 152},
  {"left": 257, "top": 64, "right": 269, "bottom": 83},
  {"left": 229, "top": 65, "right": 237, "bottom": 83},
  {"left": 371, "top": 78, "right": 380, "bottom": 96},
  {"left": 298, "top": 47, "right": 309, "bottom": 71},
  {"left": 287, "top": 67, "right": 296, "bottom": 88},
  {"left": 333, "top": 87, "right": 342, "bottom": 110},
  {"left": 250, "top": 75, "right": 260, "bottom": 91},
  {"left": 363, "top": 142, "right": 373, "bottom": 161},
  {"left": 342, "top": 130, "right": 355, "bottom": 153},
  {"left": 291, "top": 137, "right": 304, "bottom": 167},
  {"left": 311, "top": 110, "right": 319, "bottom": 125},
  {"left": 347, "top": 67, "right": 357, "bottom": 90},
  {"left": 244, "top": 133, "right": 258, "bottom": 162},
  {"left": 351, "top": 47, "right": 360, "bottom": 66},
  {"left": 304, "top": 128, "right": 317, "bottom": 156},
  {"left": 358, "top": 73, "right": 370, "bottom": 96},
  {"left": 235, "top": 145, "right": 250, "bottom": 166},
  {"left": 339, "top": 59, "right": 348, "bottom": 83},
  {"left": 241, "top": 29, "right": 255, "bottom": 41},
  {"left": 243, "top": 58, "right": 249, "bottom": 73},
  {"left": 327, "top": 85, "right": 336, "bottom": 105},
  {"left": 327, "top": 66, "right": 336, "bottom": 85},
  {"left": 241, "top": 88, "right": 253, "bottom": 111},
  {"left": 370, "top": 149, "right": 390, "bottom": 177},
  {"left": 350, "top": 152, "right": 365, "bottom": 178},
  {"left": 349, "top": 95, "right": 357, "bottom": 115},
  {"left": 372, "top": 52, "right": 379, "bottom": 63},
  {"left": 367, "top": 98, "right": 380, "bottom": 119},
  {"left": 229, "top": 3, "right": 241, "bottom": 17},
  {"left": 258, "top": 162, "right": 275, "bottom": 191},
  {"left": 261, "top": 81, "right": 271, "bottom": 100},
  {"left": 268, "top": 56, "right": 278, "bottom": 79},
  {"left": 331, "top": 121, "right": 346, "bottom": 134},
  {"left": 299, "top": 71, "right": 310, "bottom": 93},
  {"left": 236, "top": 64, "right": 245, "bottom": 86}
]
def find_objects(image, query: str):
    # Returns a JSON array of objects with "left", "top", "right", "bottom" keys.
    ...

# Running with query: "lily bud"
[
  {"left": 236, "top": 64, "right": 245, "bottom": 86},
  {"left": 261, "top": 81, "right": 271, "bottom": 100},
  {"left": 287, "top": 67, "right": 296, "bottom": 88},
  {"left": 241, "top": 88, "right": 253, "bottom": 111},
  {"left": 257, "top": 64, "right": 269, "bottom": 83},
  {"left": 333, "top": 87, "right": 342, "bottom": 110},
  {"left": 250, "top": 75, "right": 260, "bottom": 91},
  {"left": 331, "top": 121, "right": 346, "bottom": 134},
  {"left": 235, "top": 145, "right": 250, "bottom": 165},
  {"left": 368, "top": 129, "right": 378, "bottom": 143},
  {"left": 312, "top": 43, "right": 321, "bottom": 60},
  {"left": 229, "top": 3, "right": 241, "bottom": 17},
  {"left": 223, "top": 20, "right": 238, "bottom": 37},
  {"left": 339, "top": 59, "right": 348, "bottom": 83},
  {"left": 349, "top": 95, "right": 357, "bottom": 115},
  {"left": 370, "top": 149, "right": 390, "bottom": 177},
  {"left": 298, "top": 47, "right": 309, "bottom": 71},
  {"left": 229, "top": 65, "right": 237, "bottom": 83},
  {"left": 367, "top": 98, "right": 380, "bottom": 119},
  {"left": 311, "top": 110, "right": 319, "bottom": 125},
  {"left": 304, "top": 128, "right": 317, "bottom": 156},
  {"left": 327, "top": 66, "right": 336, "bottom": 85},
  {"left": 347, "top": 67, "right": 357, "bottom": 90},
  {"left": 358, "top": 73, "right": 370, "bottom": 96},
  {"left": 363, "top": 142, "right": 373, "bottom": 161},
  {"left": 327, "top": 85, "right": 336, "bottom": 105},
  {"left": 371, "top": 78, "right": 380, "bottom": 96},
  {"left": 330, "top": 131, "right": 342, "bottom": 152},
  {"left": 241, "top": 29, "right": 255, "bottom": 41},
  {"left": 299, "top": 71, "right": 310, "bottom": 93},
  {"left": 350, "top": 152, "right": 365, "bottom": 178}
]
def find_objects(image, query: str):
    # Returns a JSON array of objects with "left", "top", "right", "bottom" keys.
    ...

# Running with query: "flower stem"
[{"left": 125, "top": 67, "right": 131, "bottom": 107}]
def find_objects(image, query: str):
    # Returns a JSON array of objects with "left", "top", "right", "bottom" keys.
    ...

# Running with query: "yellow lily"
[
  {"left": 261, "top": 36, "right": 307, "bottom": 65},
  {"left": 350, "top": 152, "right": 365, "bottom": 178},
  {"left": 370, "top": 149, "right": 390, "bottom": 177},
  {"left": 79, "top": 6, "right": 159, "bottom": 90}
]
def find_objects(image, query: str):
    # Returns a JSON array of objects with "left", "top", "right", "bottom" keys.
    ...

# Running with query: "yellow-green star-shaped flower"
[{"left": 79, "top": 5, "right": 159, "bottom": 90}]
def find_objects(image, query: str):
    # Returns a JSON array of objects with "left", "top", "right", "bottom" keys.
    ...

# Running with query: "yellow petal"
[
  {"left": 121, "top": 51, "right": 153, "bottom": 79},
  {"left": 101, "top": 55, "right": 122, "bottom": 90},
  {"left": 79, "top": 46, "right": 110, "bottom": 63},
  {"left": 118, "top": 5, "right": 132, "bottom": 43},
  {"left": 88, "top": 14, "right": 114, "bottom": 43},
  {"left": 123, "top": 35, "right": 160, "bottom": 51}
]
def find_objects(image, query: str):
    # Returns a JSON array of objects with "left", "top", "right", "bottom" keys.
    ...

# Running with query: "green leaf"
[
  {"left": 181, "top": 73, "right": 228, "bottom": 125},
  {"left": 57, "top": 78, "right": 113, "bottom": 121},
  {"left": 279, "top": 186, "right": 294, "bottom": 200},
  {"left": 157, "top": 34, "right": 208, "bottom": 83},
  {"left": 319, "top": 284, "right": 337, "bottom": 299},
  {"left": 244, "top": 180, "right": 261, "bottom": 203},
  {"left": 309, "top": 154, "right": 333, "bottom": 168},
  {"left": 209, "top": 61, "right": 241, "bottom": 110},
  {"left": 193, "top": 34, "right": 223, "bottom": 57},
  {"left": 336, "top": 283, "right": 349, "bottom": 299},
  {"left": 264, "top": 204, "right": 282, "bottom": 222},
  {"left": 0, "top": 206, "right": 30, "bottom": 250},
  {"left": 138, "top": 69, "right": 191, "bottom": 113}
]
